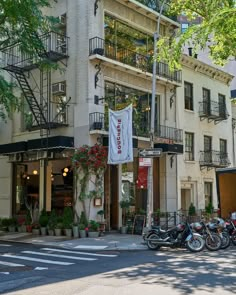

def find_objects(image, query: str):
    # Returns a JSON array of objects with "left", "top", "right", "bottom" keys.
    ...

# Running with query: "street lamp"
[{"left": 146, "top": 0, "right": 168, "bottom": 228}]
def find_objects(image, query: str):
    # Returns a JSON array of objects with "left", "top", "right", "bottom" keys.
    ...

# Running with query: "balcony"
[
  {"left": 199, "top": 151, "right": 230, "bottom": 169},
  {"left": 89, "top": 112, "right": 183, "bottom": 144},
  {"left": 1, "top": 32, "right": 69, "bottom": 72},
  {"left": 89, "top": 37, "right": 182, "bottom": 84},
  {"left": 199, "top": 100, "right": 229, "bottom": 123}
]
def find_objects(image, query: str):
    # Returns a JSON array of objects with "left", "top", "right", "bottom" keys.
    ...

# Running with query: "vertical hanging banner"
[{"left": 108, "top": 104, "right": 133, "bottom": 164}]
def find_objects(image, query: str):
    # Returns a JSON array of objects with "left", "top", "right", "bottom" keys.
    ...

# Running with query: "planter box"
[
  {"left": 79, "top": 230, "right": 86, "bottom": 238},
  {"left": 48, "top": 229, "right": 54, "bottom": 236},
  {"left": 120, "top": 226, "right": 128, "bottom": 234},
  {"left": 8, "top": 226, "right": 16, "bottom": 232},
  {"left": 88, "top": 231, "right": 99, "bottom": 238},
  {"left": 32, "top": 229, "right": 40, "bottom": 235},
  {"left": 65, "top": 228, "right": 72, "bottom": 237},
  {"left": 55, "top": 228, "right": 62, "bottom": 236},
  {"left": 73, "top": 226, "right": 79, "bottom": 238},
  {"left": 40, "top": 227, "right": 47, "bottom": 236}
]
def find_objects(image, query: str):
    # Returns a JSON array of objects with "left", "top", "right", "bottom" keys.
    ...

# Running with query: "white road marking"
[
  {"left": 0, "top": 272, "right": 9, "bottom": 275},
  {"left": 34, "top": 267, "right": 48, "bottom": 270},
  {"left": 0, "top": 244, "right": 12, "bottom": 247},
  {"left": 2, "top": 254, "right": 74, "bottom": 265},
  {"left": 74, "top": 245, "right": 108, "bottom": 250},
  {"left": 0, "top": 260, "right": 25, "bottom": 267},
  {"left": 41, "top": 248, "right": 118, "bottom": 258},
  {"left": 22, "top": 251, "right": 97, "bottom": 261}
]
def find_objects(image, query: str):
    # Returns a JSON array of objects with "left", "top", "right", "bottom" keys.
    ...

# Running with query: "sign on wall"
[{"left": 108, "top": 104, "right": 133, "bottom": 164}]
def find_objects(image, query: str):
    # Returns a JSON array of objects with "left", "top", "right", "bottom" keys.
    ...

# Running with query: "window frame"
[
  {"left": 184, "top": 81, "right": 193, "bottom": 111},
  {"left": 185, "top": 132, "right": 194, "bottom": 161}
]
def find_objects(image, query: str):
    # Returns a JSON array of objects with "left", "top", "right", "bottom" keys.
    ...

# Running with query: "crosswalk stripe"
[
  {"left": 0, "top": 244, "right": 12, "bottom": 247},
  {"left": 2, "top": 254, "right": 74, "bottom": 265},
  {"left": 0, "top": 260, "right": 25, "bottom": 267},
  {"left": 22, "top": 251, "right": 97, "bottom": 261},
  {"left": 41, "top": 248, "right": 118, "bottom": 258}
]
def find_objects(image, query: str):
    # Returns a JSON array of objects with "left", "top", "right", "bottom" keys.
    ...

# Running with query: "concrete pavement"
[{"left": 0, "top": 231, "right": 147, "bottom": 251}]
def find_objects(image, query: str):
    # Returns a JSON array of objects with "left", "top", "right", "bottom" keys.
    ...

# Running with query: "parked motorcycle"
[
  {"left": 144, "top": 220, "right": 205, "bottom": 252},
  {"left": 225, "top": 219, "right": 236, "bottom": 246},
  {"left": 191, "top": 221, "right": 222, "bottom": 251},
  {"left": 208, "top": 218, "right": 231, "bottom": 249}
]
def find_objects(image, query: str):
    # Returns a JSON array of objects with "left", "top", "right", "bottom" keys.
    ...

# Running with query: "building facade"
[{"left": 0, "top": 0, "right": 233, "bottom": 229}]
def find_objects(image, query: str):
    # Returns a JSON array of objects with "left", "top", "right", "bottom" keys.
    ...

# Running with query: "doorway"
[{"left": 181, "top": 188, "right": 191, "bottom": 211}]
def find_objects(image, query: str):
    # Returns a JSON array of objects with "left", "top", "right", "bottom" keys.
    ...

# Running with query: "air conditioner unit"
[
  {"left": 52, "top": 82, "right": 66, "bottom": 95},
  {"left": 8, "top": 153, "right": 22, "bottom": 162},
  {"left": 37, "top": 151, "right": 54, "bottom": 159},
  {"left": 58, "top": 14, "right": 66, "bottom": 26}
]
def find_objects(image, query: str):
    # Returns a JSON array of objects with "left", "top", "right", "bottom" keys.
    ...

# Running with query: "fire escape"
[{"left": 1, "top": 30, "right": 69, "bottom": 134}]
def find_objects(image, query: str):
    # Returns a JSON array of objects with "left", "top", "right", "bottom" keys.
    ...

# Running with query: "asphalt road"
[{"left": 0, "top": 242, "right": 235, "bottom": 295}]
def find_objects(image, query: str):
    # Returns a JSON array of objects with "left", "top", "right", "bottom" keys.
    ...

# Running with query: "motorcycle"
[
  {"left": 225, "top": 219, "right": 236, "bottom": 246},
  {"left": 144, "top": 220, "right": 205, "bottom": 252},
  {"left": 191, "top": 221, "right": 222, "bottom": 251},
  {"left": 208, "top": 218, "right": 231, "bottom": 249}
]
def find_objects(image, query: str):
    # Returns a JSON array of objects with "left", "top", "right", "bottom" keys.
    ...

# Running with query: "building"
[{"left": 0, "top": 0, "right": 233, "bottom": 229}]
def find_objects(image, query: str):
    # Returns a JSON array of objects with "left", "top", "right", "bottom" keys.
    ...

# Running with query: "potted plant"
[
  {"left": 120, "top": 196, "right": 130, "bottom": 234},
  {"left": 39, "top": 209, "right": 48, "bottom": 235},
  {"left": 47, "top": 209, "right": 57, "bottom": 236},
  {"left": 63, "top": 207, "right": 73, "bottom": 237},
  {"left": 1, "top": 218, "right": 10, "bottom": 231},
  {"left": 17, "top": 217, "right": 26, "bottom": 233},
  {"left": 32, "top": 222, "right": 40, "bottom": 235},
  {"left": 72, "top": 222, "right": 79, "bottom": 238},
  {"left": 88, "top": 220, "right": 99, "bottom": 238},
  {"left": 55, "top": 216, "right": 63, "bottom": 236},
  {"left": 79, "top": 223, "right": 86, "bottom": 238},
  {"left": 8, "top": 217, "right": 17, "bottom": 232}
]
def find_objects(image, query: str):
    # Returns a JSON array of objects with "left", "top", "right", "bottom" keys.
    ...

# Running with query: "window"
[
  {"left": 218, "top": 94, "right": 226, "bottom": 118},
  {"left": 220, "top": 139, "right": 227, "bottom": 164},
  {"left": 204, "top": 182, "right": 212, "bottom": 208},
  {"left": 185, "top": 132, "right": 194, "bottom": 161},
  {"left": 184, "top": 82, "right": 193, "bottom": 110},
  {"left": 202, "top": 88, "right": 210, "bottom": 115},
  {"left": 181, "top": 23, "right": 189, "bottom": 33},
  {"left": 204, "top": 136, "right": 212, "bottom": 163}
]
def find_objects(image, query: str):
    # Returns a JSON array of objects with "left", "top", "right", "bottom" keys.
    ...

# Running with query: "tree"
[
  {"left": 0, "top": 0, "right": 56, "bottom": 120},
  {"left": 157, "top": 0, "right": 236, "bottom": 69}
]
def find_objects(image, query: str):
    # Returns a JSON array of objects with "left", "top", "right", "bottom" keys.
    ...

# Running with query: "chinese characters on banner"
[{"left": 108, "top": 105, "right": 133, "bottom": 164}]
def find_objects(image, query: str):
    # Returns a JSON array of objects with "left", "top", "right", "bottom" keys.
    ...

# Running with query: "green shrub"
[
  {"left": 39, "top": 209, "right": 48, "bottom": 227},
  {"left": 79, "top": 211, "right": 88, "bottom": 227},
  {"left": 88, "top": 220, "right": 99, "bottom": 231},
  {"left": 63, "top": 207, "right": 73, "bottom": 229},
  {"left": 188, "top": 203, "right": 196, "bottom": 216},
  {"left": 48, "top": 209, "right": 57, "bottom": 230}
]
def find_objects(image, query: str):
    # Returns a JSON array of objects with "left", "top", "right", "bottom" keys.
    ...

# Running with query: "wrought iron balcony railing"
[
  {"left": 199, "top": 100, "right": 229, "bottom": 122},
  {"left": 89, "top": 112, "right": 183, "bottom": 143},
  {"left": 89, "top": 37, "right": 182, "bottom": 83},
  {"left": 1, "top": 32, "right": 69, "bottom": 71},
  {"left": 199, "top": 150, "right": 230, "bottom": 168}
]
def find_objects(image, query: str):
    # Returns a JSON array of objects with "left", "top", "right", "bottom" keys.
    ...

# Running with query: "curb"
[{"left": 0, "top": 238, "right": 148, "bottom": 251}]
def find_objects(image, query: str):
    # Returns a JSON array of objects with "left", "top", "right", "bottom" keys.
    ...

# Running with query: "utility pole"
[{"left": 146, "top": 0, "right": 167, "bottom": 228}]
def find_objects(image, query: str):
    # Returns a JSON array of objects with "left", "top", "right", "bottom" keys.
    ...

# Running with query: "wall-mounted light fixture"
[{"left": 170, "top": 155, "right": 175, "bottom": 168}]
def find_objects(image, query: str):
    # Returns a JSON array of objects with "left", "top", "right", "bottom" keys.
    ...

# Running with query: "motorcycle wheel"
[
  {"left": 186, "top": 234, "right": 205, "bottom": 252},
  {"left": 220, "top": 232, "right": 231, "bottom": 249},
  {"left": 205, "top": 233, "right": 222, "bottom": 251},
  {"left": 231, "top": 232, "right": 236, "bottom": 246},
  {"left": 146, "top": 233, "right": 161, "bottom": 250}
]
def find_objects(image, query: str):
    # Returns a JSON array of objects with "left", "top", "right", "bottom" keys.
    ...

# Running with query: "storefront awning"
[
  {"left": 154, "top": 143, "right": 183, "bottom": 154},
  {"left": 0, "top": 136, "right": 74, "bottom": 155},
  {"left": 0, "top": 141, "right": 27, "bottom": 155},
  {"left": 27, "top": 136, "right": 74, "bottom": 151}
]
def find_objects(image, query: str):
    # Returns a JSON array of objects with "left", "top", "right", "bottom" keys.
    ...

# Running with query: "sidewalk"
[{"left": 0, "top": 231, "right": 147, "bottom": 251}]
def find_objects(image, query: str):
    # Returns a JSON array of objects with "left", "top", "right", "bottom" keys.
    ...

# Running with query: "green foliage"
[
  {"left": 205, "top": 202, "right": 214, "bottom": 214},
  {"left": 79, "top": 211, "right": 88, "bottom": 227},
  {"left": 48, "top": 209, "right": 57, "bottom": 230},
  {"left": 157, "top": 0, "right": 236, "bottom": 68},
  {"left": 55, "top": 216, "right": 64, "bottom": 230},
  {"left": 88, "top": 220, "right": 99, "bottom": 232},
  {"left": 188, "top": 203, "right": 196, "bottom": 216},
  {"left": 39, "top": 209, "right": 48, "bottom": 227},
  {"left": 1, "top": 218, "right": 11, "bottom": 227},
  {"left": 0, "top": 0, "right": 57, "bottom": 120},
  {"left": 62, "top": 207, "right": 73, "bottom": 229},
  {"left": 79, "top": 223, "right": 86, "bottom": 230}
]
